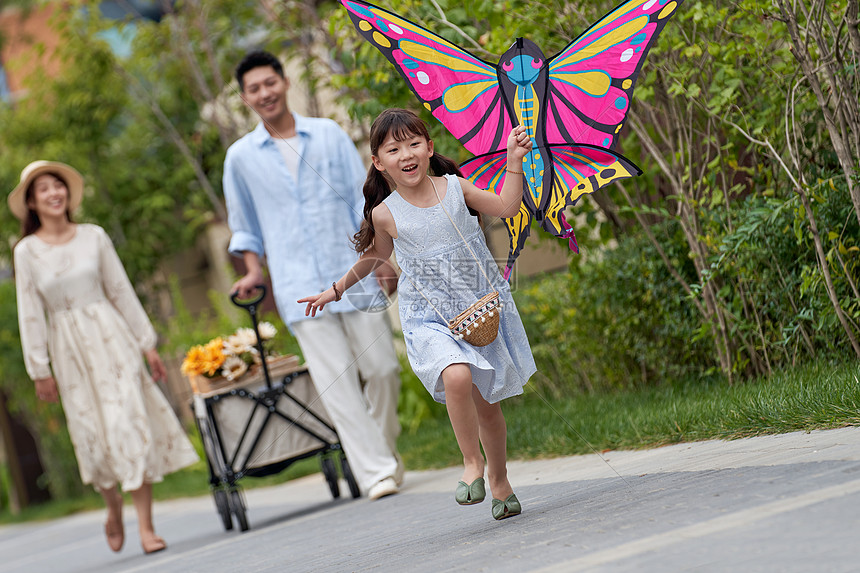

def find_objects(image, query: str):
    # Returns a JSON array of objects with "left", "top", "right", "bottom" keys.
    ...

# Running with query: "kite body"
[{"left": 341, "top": 0, "right": 684, "bottom": 276}]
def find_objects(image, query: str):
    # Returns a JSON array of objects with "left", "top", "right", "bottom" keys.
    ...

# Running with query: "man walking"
[{"left": 223, "top": 50, "right": 402, "bottom": 500}]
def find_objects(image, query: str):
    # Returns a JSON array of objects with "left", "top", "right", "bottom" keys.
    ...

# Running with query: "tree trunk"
[
  {"left": 848, "top": 0, "right": 860, "bottom": 56},
  {"left": 776, "top": 0, "right": 860, "bottom": 228},
  {"left": 616, "top": 182, "right": 708, "bottom": 317},
  {"left": 628, "top": 112, "right": 735, "bottom": 382},
  {"left": 162, "top": 0, "right": 239, "bottom": 149},
  {"left": 121, "top": 68, "right": 228, "bottom": 222},
  {"left": 796, "top": 187, "right": 860, "bottom": 356}
]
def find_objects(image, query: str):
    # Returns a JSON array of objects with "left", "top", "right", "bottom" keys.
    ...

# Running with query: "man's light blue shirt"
[{"left": 223, "top": 115, "right": 383, "bottom": 326}]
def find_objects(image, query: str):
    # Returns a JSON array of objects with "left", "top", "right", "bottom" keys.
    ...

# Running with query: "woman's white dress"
[{"left": 14, "top": 224, "right": 198, "bottom": 491}]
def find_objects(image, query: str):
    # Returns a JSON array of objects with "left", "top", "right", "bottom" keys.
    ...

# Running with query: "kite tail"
[{"left": 560, "top": 215, "right": 579, "bottom": 254}]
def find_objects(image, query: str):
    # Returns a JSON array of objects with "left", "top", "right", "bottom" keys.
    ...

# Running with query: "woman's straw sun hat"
[{"left": 7, "top": 160, "right": 84, "bottom": 221}]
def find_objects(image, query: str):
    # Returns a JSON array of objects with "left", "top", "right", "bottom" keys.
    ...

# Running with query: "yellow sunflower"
[
  {"left": 181, "top": 344, "right": 208, "bottom": 376},
  {"left": 200, "top": 337, "right": 226, "bottom": 376}
]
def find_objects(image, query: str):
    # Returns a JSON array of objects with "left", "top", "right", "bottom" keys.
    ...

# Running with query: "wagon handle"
[
  {"left": 230, "top": 285, "right": 267, "bottom": 313},
  {"left": 230, "top": 284, "right": 272, "bottom": 388}
]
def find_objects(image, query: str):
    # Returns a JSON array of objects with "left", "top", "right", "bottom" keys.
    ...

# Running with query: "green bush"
[
  {"left": 396, "top": 353, "right": 447, "bottom": 434},
  {"left": 0, "top": 281, "right": 86, "bottom": 502},
  {"left": 159, "top": 276, "right": 303, "bottom": 361},
  {"left": 515, "top": 166, "right": 859, "bottom": 395},
  {"left": 706, "top": 169, "right": 859, "bottom": 371},
  {"left": 515, "top": 222, "right": 712, "bottom": 395}
]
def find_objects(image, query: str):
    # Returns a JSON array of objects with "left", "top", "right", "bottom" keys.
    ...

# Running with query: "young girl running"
[{"left": 299, "top": 109, "right": 536, "bottom": 520}]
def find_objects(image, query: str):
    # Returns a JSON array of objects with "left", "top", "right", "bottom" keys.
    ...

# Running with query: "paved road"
[{"left": 2, "top": 427, "right": 859, "bottom": 573}]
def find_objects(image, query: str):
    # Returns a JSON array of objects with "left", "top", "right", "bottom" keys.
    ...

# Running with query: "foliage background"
[{"left": 0, "top": 0, "right": 858, "bottom": 505}]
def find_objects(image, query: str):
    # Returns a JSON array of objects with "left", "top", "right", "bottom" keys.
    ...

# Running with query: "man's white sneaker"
[{"left": 368, "top": 477, "right": 399, "bottom": 500}]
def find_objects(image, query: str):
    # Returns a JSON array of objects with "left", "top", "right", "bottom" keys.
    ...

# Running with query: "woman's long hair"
[
  {"left": 20, "top": 172, "right": 74, "bottom": 239},
  {"left": 352, "top": 108, "right": 467, "bottom": 254}
]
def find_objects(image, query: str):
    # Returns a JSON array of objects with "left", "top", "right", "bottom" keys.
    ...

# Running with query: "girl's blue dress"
[{"left": 384, "top": 174, "right": 536, "bottom": 404}]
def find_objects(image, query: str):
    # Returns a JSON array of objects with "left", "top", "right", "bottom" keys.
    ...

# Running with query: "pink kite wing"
[
  {"left": 460, "top": 144, "right": 640, "bottom": 273},
  {"left": 548, "top": 144, "right": 642, "bottom": 207},
  {"left": 459, "top": 151, "right": 509, "bottom": 196},
  {"left": 537, "top": 144, "right": 641, "bottom": 263},
  {"left": 534, "top": 143, "right": 640, "bottom": 244},
  {"left": 545, "top": 0, "right": 683, "bottom": 148},
  {"left": 340, "top": 0, "right": 513, "bottom": 155},
  {"left": 542, "top": 144, "right": 640, "bottom": 241},
  {"left": 460, "top": 151, "right": 531, "bottom": 278},
  {"left": 340, "top": 0, "right": 684, "bottom": 275}
]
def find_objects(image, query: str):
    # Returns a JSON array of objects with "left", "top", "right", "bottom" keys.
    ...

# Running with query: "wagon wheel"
[
  {"left": 321, "top": 455, "right": 341, "bottom": 499},
  {"left": 340, "top": 452, "right": 361, "bottom": 499},
  {"left": 198, "top": 416, "right": 231, "bottom": 486},
  {"left": 197, "top": 411, "right": 236, "bottom": 529},
  {"left": 213, "top": 488, "right": 233, "bottom": 531},
  {"left": 229, "top": 487, "right": 249, "bottom": 532}
]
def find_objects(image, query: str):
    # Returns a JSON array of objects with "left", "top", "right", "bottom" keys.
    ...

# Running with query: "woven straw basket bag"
[
  {"left": 449, "top": 291, "right": 501, "bottom": 346},
  {"left": 408, "top": 177, "right": 502, "bottom": 347}
]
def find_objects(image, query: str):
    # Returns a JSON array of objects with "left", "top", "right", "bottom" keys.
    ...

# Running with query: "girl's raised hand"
[{"left": 507, "top": 125, "right": 533, "bottom": 161}]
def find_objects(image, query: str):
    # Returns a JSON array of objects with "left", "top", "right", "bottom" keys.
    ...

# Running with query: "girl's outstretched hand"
[
  {"left": 297, "top": 287, "right": 337, "bottom": 317},
  {"left": 507, "top": 125, "right": 533, "bottom": 162}
]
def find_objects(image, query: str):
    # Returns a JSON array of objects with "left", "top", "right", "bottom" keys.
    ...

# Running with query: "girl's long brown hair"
[
  {"left": 352, "top": 109, "right": 468, "bottom": 254},
  {"left": 20, "top": 172, "right": 74, "bottom": 239}
]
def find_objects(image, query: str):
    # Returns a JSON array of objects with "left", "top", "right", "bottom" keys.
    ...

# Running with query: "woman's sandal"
[
  {"left": 104, "top": 519, "right": 124, "bottom": 553},
  {"left": 491, "top": 493, "right": 522, "bottom": 520},
  {"left": 455, "top": 477, "right": 486, "bottom": 505},
  {"left": 141, "top": 534, "right": 167, "bottom": 555}
]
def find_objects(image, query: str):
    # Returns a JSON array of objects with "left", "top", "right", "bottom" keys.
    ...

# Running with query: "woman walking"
[{"left": 9, "top": 160, "right": 198, "bottom": 553}]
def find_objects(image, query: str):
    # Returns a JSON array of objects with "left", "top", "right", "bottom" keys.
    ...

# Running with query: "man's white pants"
[{"left": 291, "top": 310, "right": 401, "bottom": 493}]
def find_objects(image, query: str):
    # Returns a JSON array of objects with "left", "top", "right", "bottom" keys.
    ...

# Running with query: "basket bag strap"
[{"left": 404, "top": 176, "right": 497, "bottom": 327}]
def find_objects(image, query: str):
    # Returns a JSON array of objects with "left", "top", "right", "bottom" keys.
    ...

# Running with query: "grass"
[
  {"left": 1, "top": 358, "right": 858, "bottom": 524},
  {"left": 397, "top": 357, "right": 860, "bottom": 469}
]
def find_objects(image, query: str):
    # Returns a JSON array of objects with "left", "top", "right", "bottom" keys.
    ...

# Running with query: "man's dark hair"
[{"left": 235, "top": 50, "right": 285, "bottom": 91}]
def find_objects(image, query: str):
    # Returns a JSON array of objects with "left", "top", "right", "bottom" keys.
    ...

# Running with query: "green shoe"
[
  {"left": 491, "top": 493, "right": 522, "bottom": 520},
  {"left": 455, "top": 477, "right": 486, "bottom": 505}
]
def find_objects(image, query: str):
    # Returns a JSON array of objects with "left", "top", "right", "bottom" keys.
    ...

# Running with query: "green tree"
[
  {"left": 0, "top": 0, "right": 274, "bottom": 503},
  {"left": 309, "top": 0, "right": 859, "bottom": 386}
]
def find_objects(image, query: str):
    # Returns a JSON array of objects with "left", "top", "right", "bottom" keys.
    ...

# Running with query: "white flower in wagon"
[
  {"left": 221, "top": 356, "right": 249, "bottom": 381},
  {"left": 258, "top": 322, "right": 277, "bottom": 340},
  {"left": 249, "top": 346, "right": 262, "bottom": 365},
  {"left": 222, "top": 336, "right": 249, "bottom": 357},
  {"left": 233, "top": 327, "right": 258, "bottom": 348}
]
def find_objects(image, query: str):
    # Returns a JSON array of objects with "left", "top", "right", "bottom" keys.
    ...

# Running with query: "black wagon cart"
[{"left": 189, "top": 287, "right": 360, "bottom": 532}]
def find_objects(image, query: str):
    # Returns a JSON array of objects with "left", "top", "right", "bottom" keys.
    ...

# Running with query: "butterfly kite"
[{"left": 341, "top": 0, "right": 685, "bottom": 278}]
